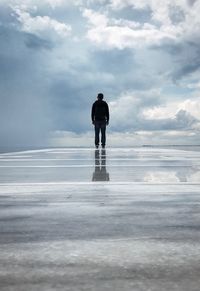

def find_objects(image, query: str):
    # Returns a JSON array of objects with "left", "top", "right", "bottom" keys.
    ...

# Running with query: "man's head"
[{"left": 97, "top": 93, "right": 104, "bottom": 100}]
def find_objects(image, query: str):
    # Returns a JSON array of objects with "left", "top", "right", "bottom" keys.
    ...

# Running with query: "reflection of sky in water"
[
  {"left": 0, "top": 148, "right": 199, "bottom": 183},
  {"left": 143, "top": 168, "right": 200, "bottom": 183},
  {"left": 105, "top": 165, "right": 200, "bottom": 183}
]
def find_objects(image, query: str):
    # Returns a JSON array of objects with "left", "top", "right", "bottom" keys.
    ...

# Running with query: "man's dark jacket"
[{"left": 91, "top": 100, "right": 109, "bottom": 123}]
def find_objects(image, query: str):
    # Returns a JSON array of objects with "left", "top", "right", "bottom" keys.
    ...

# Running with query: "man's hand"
[{"left": 106, "top": 121, "right": 109, "bottom": 126}]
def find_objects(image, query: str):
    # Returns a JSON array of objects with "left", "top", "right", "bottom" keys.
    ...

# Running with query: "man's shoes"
[
  {"left": 102, "top": 145, "right": 105, "bottom": 148},
  {"left": 95, "top": 145, "right": 99, "bottom": 149}
]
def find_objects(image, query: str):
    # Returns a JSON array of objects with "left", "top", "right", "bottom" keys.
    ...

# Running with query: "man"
[{"left": 91, "top": 93, "right": 109, "bottom": 148}]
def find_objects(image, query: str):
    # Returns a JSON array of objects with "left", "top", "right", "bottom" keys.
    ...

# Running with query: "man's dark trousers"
[{"left": 94, "top": 121, "right": 106, "bottom": 146}]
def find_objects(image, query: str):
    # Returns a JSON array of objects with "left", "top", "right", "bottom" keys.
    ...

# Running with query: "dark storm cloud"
[
  {"left": 173, "top": 59, "right": 200, "bottom": 81},
  {"left": 152, "top": 40, "right": 200, "bottom": 81},
  {"left": 0, "top": 25, "right": 53, "bottom": 147},
  {"left": 0, "top": 5, "right": 15, "bottom": 25},
  {"left": 25, "top": 33, "right": 54, "bottom": 50},
  {"left": 0, "top": 4, "right": 119, "bottom": 139},
  {"left": 171, "top": 43, "right": 200, "bottom": 80},
  {"left": 93, "top": 49, "right": 136, "bottom": 74},
  {"left": 48, "top": 78, "right": 92, "bottom": 133},
  {"left": 187, "top": 0, "right": 198, "bottom": 6},
  {"left": 89, "top": 48, "right": 157, "bottom": 93},
  {"left": 0, "top": 3, "right": 89, "bottom": 147}
]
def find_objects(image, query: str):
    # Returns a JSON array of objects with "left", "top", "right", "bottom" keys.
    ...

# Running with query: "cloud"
[
  {"left": 3, "top": 0, "right": 77, "bottom": 9},
  {"left": 14, "top": 7, "right": 72, "bottom": 39},
  {"left": 82, "top": 0, "right": 200, "bottom": 52},
  {"left": 81, "top": 1, "right": 200, "bottom": 85},
  {"left": 108, "top": 91, "right": 200, "bottom": 133},
  {"left": 187, "top": 0, "right": 197, "bottom": 6},
  {"left": 170, "top": 109, "right": 197, "bottom": 129},
  {"left": 0, "top": 25, "right": 53, "bottom": 147},
  {"left": 108, "top": 90, "right": 162, "bottom": 130},
  {"left": 143, "top": 98, "right": 200, "bottom": 120},
  {"left": 25, "top": 33, "right": 54, "bottom": 50},
  {"left": 144, "top": 110, "right": 198, "bottom": 131},
  {"left": 140, "top": 110, "right": 186, "bottom": 131},
  {"left": 83, "top": 8, "right": 178, "bottom": 49},
  {"left": 1, "top": 0, "right": 200, "bottom": 148}
]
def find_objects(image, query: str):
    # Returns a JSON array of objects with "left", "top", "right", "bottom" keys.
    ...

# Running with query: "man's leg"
[
  {"left": 95, "top": 122, "right": 100, "bottom": 147},
  {"left": 100, "top": 123, "right": 106, "bottom": 147}
]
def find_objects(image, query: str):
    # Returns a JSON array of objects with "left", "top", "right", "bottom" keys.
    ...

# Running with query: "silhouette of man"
[{"left": 91, "top": 93, "right": 109, "bottom": 148}]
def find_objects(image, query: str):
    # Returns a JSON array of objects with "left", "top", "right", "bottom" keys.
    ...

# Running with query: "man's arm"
[
  {"left": 105, "top": 103, "right": 109, "bottom": 124},
  {"left": 91, "top": 103, "right": 95, "bottom": 123}
]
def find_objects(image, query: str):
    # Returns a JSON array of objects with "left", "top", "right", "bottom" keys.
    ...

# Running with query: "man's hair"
[{"left": 97, "top": 93, "right": 104, "bottom": 100}]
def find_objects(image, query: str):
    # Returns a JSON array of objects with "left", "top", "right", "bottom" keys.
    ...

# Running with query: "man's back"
[{"left": 92, "top": 100, "right": 109, "bottom": 122}]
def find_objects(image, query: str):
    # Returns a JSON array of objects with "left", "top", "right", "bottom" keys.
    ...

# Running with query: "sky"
[{"left": 0, "top": 0, "right": 200, "bottom": 148}]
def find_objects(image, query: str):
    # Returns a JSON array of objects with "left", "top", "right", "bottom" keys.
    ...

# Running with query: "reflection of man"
[
  {"left": 91, "top": 93, "right": 109, "bottom": 149},
  {"left": 92, "top": 149, "right": 110, "bottom": 181}
]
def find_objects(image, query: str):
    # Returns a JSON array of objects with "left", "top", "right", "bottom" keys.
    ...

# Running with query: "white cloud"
[
  {"left": 87, "top": 24, "right": 175, "bottom": 49},
  {"left": 162, "top": 130, "right": 197, "bottom": 137},
  {"left": 109, "top": 0, "right": 147, "bottom": 10},
  {"left": 44, "top": 0, "right": 67, "bottom": 9},
  {"left": 143, "top": 98, "right": 200, "bottom": 120},
  {"left": 83, "top": 8, "right": 108, "bottom": 27},
  {"left": 108, "top": 90, "right": 161, "bottom": 129},
  {"left": 7, "top": 0, "right": 78, "bottom": 9},
  {"left": 107, "top": 90, "right": 200, "bottom": 134},
  {"left": 82, "top": 1, "right": 200, "bottom": 49},
  {"left": 109, "top": 93, "right": 140, "bottom": 127},
  {"left": 83, "top": 8, "right": 178, "bottom": 49},
  {"left": 109, "top": 0, "right": 188, "bottom": 15},
  {"left": 14, "top": 7, "right": 71, "bottom": 38}
]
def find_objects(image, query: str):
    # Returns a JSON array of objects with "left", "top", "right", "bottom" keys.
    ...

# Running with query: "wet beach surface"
[{"left": 0, "top": 147, "right": 200, "bottom": 291}]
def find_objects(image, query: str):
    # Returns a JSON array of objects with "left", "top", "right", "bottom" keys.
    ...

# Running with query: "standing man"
[{"left": 91, "top": 93, "right": 109, "bottom": 148}]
